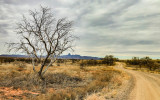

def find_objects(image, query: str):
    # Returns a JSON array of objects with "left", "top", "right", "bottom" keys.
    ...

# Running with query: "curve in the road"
[{"left": 117, "top": 62, "right": 160, "bottom": 100}]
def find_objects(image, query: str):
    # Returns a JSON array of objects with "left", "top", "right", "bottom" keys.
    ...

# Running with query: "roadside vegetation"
[{"left": 124, "top": 57, "right": 160, "bottom": 73}]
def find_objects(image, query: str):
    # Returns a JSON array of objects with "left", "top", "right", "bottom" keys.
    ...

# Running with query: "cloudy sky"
[{"left": 0, "top": 0, "right": 160, "bottom": 59}]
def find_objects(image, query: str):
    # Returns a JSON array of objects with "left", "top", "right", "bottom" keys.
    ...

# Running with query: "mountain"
[
  {"left": 0, "top": 54, "right": 28, "bottom": 58},
  {"left": 59, "top": 53, "right": 100, "bottom": 60},
  {"left": 0, "top": 53, "right": 101, "bottom": 60}
]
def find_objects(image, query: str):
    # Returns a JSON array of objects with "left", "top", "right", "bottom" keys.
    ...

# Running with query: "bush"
[
  {"left": 79, "top": 60, "right": 99, "bottom": 67},
  {"left": 126, "top": 56, "right": 160, "bottom": 71},
  {"left": 102, "top": 55, "right": 117, "bottom": 66},
  {"left": 45, "top": 73, "right": 82, "bottom": 85}
]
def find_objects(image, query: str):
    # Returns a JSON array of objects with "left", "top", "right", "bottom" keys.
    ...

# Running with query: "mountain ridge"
[{"left": 0, "top": 54, "right": 101, "bottom": 60}]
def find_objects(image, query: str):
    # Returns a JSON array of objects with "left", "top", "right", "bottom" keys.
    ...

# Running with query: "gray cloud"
[
  {"left": 85, "top": 50, "right": 160, "bottom": 56},
  {"left": 79, "top": 30, "right": 159, "bottom": 46},
  {"left": 1, "top": 0, "right": 42, "bottom": 5},
  {"left": 0, "top": 23, "right": 9, "bottom": 36},
  {"left": 0, "top": 0, "right": 160, "bottom": 58}
]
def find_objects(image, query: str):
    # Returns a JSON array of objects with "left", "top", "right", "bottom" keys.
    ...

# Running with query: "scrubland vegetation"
[
  {"left": 124, "top": 57, "right": 160, "bottom": 73},
  {"left": 0, "top": 56, "right": 127, "bottom": 100}
]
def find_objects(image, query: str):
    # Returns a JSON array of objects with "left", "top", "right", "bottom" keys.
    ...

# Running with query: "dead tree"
[{"left": 7, "top": 6, "right": 76, "bottom": 80}]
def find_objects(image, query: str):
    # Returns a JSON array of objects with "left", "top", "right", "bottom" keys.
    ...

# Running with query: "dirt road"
[{"left": 116, "top": 62, "right": 160, "bottom": 100}]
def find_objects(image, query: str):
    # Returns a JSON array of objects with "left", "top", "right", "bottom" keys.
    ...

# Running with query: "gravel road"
[{"left": 116, "top": 62, "right": 160, "bottom": 100}]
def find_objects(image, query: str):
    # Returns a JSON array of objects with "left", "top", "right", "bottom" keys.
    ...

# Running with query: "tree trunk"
[
  {"left": 38, "top": 64, "right": 46, "bottom": 80},
  {"left": 38, "top": 70, "right": 45, "bottom": 80},
  {"left": 38, "top": 55, "right": 49, "bottom": 80}
]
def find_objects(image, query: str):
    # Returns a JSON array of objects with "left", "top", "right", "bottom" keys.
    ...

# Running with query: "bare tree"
[{"left": 7, "top": 6, "right": 76, "bottom": 80}]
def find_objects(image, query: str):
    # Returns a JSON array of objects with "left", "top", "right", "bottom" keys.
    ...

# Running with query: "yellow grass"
[{"left": 0, "top": 61, "right": 128, "bottom": 100}]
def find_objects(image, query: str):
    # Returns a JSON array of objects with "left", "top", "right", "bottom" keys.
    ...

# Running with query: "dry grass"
[
  {"left": 84, "top": 93, "right": 106, "bottom": 100},
  {"left": 0, "top": 61, "right": 128, "bottom": 100}
]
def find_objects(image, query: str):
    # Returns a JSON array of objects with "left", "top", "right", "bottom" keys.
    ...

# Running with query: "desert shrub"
[
  {"left": 102, "top": 55, "right": 117, "bottom": 66},
  {"left": 79, "top": 60, "right": 99, "bottom": 67},
  {"left": 36, "top": 89, "right": 77, "bottom": 100},
  {"left": 0, "top": 57, "right": 34, "bottom": 64},
  {"left": 71, "top": 59, "right": 76, "bottom": 64},
  {"left": 79, "top": 60, "right": 86, "bottom": 69},
  {"left": 24, "top": 58, "right": 32, "bottom": 63},
  {"left": 126, "top": 56, "right": 160, "bottom": 71},
  {"left": 86, "top": 60, "right": 98, "bottom": 66},
  {"left": 80, "top": 62, "right": 86, "bottom": 69},
  {"left": 126, "top": 57, "right": 140, "bottom": 65},
  {"left": 13, "top": 61, "right": 27, "bottom": 71},
  {"left": 18, "top": 63, "right": 26, "bottom": 68},
  {"left": 45, "top": 73, "right": 82, "bottom": 85},
  {"left": 57, "top": 59, "right": 64, "bottom": 63},
  {"left": 4, "top": 57, "right": 15, "bottom": 63},
  {"left": 70, "top": 59, "right": 80, "bottom": 64},
  {"left": 0, "top": 72, "right": 46, "bottom": 91},
  {"left": 56, "top": 59, "right": 65, "bottom": 66},
  {"left": 150, "top": 62, "right": 160, "bottom": 71}
]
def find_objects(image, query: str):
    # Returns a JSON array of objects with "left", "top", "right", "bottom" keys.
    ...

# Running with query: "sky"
[{"left": 0, "top": 0, "right": 160, "bottom": 59}]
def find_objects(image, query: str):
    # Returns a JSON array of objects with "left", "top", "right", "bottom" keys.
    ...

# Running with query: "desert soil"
[{"left": 116, "top": 62, "right": 160, "bottom": 100}]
